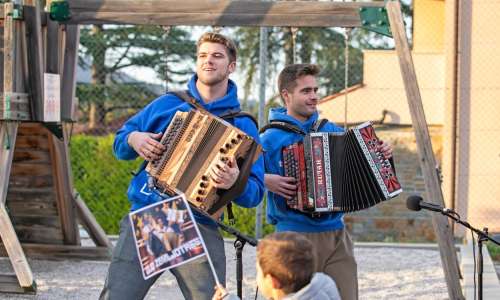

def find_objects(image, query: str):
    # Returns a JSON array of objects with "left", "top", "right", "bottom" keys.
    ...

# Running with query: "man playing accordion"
[
  {"left": 260, "top": 64, "right": 393, "bottom": 300},
  {"left": 100, "top": 32, "right": 265, "bottom": 300}
]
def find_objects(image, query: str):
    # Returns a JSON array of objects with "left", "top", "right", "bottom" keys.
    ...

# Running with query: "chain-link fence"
[{"left": 70, "top": 0, "right": 499, "bottom": 242}]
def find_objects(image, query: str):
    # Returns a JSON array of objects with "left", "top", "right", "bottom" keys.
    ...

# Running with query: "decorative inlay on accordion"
[
  {"left": 281, "top": 122, "right": 402, "bottom": 213},
  {"left": 146, "top": 109, "right": 261, "bottom": 216}
]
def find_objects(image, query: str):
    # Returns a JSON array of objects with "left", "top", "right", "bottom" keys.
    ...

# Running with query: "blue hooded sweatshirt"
[
  {"left": 113, "top": 75, "right": 265, "bottom": 225},
  {"left": 260, "top": 107, "right": 344, "bottom": 232}
]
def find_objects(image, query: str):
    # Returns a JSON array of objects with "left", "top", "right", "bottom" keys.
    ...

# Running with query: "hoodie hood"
[
  {"left": 187, "top": 75, "right": 241, "bottom": 116},
  {"left": 268, "top": 107, "right": 319, "bottom": 133},
  {"left": 284, "top": 272, "right": 341, "bottom": 300}
]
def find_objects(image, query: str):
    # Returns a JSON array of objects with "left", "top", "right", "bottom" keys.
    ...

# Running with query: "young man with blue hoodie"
[
  {"left": 259, "top": 64, "right": 393, "bottom": 300},
  {"left": 99, "top": 32, "right": 265, "bottom": 300}
]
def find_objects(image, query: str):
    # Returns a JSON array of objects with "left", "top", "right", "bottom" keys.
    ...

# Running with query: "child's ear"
[{"left": 269, "top": 275, "right": 282, "bottom": 289}]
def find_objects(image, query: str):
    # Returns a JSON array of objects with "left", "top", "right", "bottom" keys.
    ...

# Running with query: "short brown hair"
[
  {"left": 257, "top": 232, "right": 316, "bottom": 294},
  {"left": 278, "top": 64, "right": 320, "bottom": 100},
  {"left": 197, "top": 32, "right": 237, "bottom": 62}
]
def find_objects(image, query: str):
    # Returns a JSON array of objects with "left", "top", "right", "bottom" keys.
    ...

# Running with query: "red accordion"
[{"left": 281, "top": 122, "right": 402, "bottom": 213}]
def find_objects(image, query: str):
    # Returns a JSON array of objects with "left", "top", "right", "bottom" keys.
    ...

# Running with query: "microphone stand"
[{"left": 439, "top": 210, "right": 500, "bottom": 300}]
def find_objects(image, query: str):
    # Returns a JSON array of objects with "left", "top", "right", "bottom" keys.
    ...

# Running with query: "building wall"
[
  {"left": 452, "top": 0, "right": 500, "bottom": 233},
  {"left": 413, "top": 0, "right": 445, "bottom": 53},
  {"left": 318, "top": 51, "right": 445, "bottom": 126}
]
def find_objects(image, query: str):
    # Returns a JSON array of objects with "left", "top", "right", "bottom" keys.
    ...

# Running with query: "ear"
[
  {"left": 281, "top": 89, "right": 291, "bottom": 107},
  {"left": 228, "top": 61, "right": 236, "bottom": 74},
  {"left": 269, "top": 274, "right": 282, "bottom": 289}
]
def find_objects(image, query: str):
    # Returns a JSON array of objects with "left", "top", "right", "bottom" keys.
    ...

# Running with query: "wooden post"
[
  {"left": 386, "top": 2, "right": 464, "bottom": 299},
  {"left": 0, "top": 122, "right": 36, "bottom": 293},
  {"left": 0, "top": 3, "right": 36, "bottom": 293},
  {"left": 48, "top": 126, "right": 80, "bottom": 245},
  {"left": 60, "top": 25, "right": 79, "bottom": 121},
  {"left": 74, "top": 190, "right": 113, "bottom": 249},
  {"left": 23, "top": 0, "right": 45, "bottom": 121}
]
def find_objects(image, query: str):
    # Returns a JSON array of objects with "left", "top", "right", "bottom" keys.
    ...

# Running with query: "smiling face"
[
  {"left": 282, "top": 75, "right": 319, "bottom": 122},
  {"left": 196, "top": 42, "right": 235, "bottom": 87}
]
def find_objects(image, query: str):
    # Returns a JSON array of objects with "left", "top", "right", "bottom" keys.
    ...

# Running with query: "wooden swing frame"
[{"left": 0, "top": 1, "right": 464, "bottom": 299}]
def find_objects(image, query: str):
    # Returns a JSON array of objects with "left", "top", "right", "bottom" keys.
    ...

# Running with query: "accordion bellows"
[
  {"left": 147, "top": 109, "right": 260, "bottom": 215},
  {"left": 282, "top": 122, "right": 402, "bottom": 213}
]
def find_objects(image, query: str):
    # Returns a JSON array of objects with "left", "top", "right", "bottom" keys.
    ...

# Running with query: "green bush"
[
  {"left": 70, "top": 134, "right": 141, "bottom": 234},
  {"left": 70, "top": 134, "right": 274, "bottom": 237}
]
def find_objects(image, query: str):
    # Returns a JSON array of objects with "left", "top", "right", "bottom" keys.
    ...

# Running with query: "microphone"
[{"left": 406, "top": 195, "right": 451, "bottom": 214}]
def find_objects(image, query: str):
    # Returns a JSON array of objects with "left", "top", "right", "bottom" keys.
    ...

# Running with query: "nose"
[
  {"left": 203, "top": 54, "right": 214, "bottom": 65},
  {"left": 310, "top": 91, "right": 319, "bottom": 101}
]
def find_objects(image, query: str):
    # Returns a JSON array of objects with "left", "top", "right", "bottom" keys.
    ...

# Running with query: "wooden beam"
[
  {"left": 47, "top": 126, "right": 80, "bottom": 245},
  {"left": 60, "top": 25, "right": 79, "bottom": 121},
  {"left": 0, "top": 274, "right": 36, "bottom": 294},
  {"left": 0, "top": 122, "right": 18, "bottom": 206},
  {"left": 24, "top": 1, "right": 45, "bottom": 122},
  {"left": 73, "top": 190, "right": 113, "bottom": 249},
  {"left": 0, "top": 122, "right": 35, "bottom": 291},
  {"left": 65, "top": 0, "right": 383, "bottom": 27},
  {"left": 46, "top": 18, "right": 60, "bottom": 74},
  {"left": 2, "top": 3, "right": 15, "bottom": 120},
  {"left": 386, "top": 2, "right": 465, "bottom": 300},
  {"left": 0, "top": 243, "right": 111, "bottom": 260}
]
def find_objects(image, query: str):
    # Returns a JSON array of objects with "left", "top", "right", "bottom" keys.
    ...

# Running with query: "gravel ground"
[{"left": 0, "top": 241, "right": 448, "bottom": 300}]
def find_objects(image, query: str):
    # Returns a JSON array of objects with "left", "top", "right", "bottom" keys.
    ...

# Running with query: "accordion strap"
[
  {"left": 259, "top": 118, "right": 328, "bottom": 135},
  {"left": 169, "top": 90, "right": 258, "bottom": 127}
]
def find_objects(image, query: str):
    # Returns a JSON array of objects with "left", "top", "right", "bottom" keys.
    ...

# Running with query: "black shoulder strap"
[
  {"left": 168, "top": 90, "right": 258, "bottom": 128},
  {"left": 168, "top": 90, "right": 204, "bottom": 110},
  {"left": 259, "top": 118, "right": 329, "bottom": 135},
  {"left": 220, "top": 110, "right": 259, "bottom": 128},
  {"left": 312, "top": 118, "right": 329, "bottom": 132},
  {"left": 259, "top": 121, "right": 306, "bottom": 135}
]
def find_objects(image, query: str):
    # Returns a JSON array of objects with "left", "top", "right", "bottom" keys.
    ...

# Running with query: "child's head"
[{"left": 256, "top": 232, "right": 316, "bottom": 298}]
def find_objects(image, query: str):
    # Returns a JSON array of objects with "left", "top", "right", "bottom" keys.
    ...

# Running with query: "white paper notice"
[{"left": 43, "top": 73, "right": 61, "bottom": 122}]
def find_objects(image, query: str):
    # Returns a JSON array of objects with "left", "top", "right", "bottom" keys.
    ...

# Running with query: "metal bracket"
[
  {"left": 5, "top": 2, "right": 24, "bottom": 20},
  {"left": 49, "top": 0, "right": 71, "bottom": 22},
  {"left": 359, "top": 6, "right": 392, "bottom": 38},
  {"left": 43, "top": 122, "right": 64, "bottom": 140},
  {"left": 1, "top": 93, "right": 30, "bottom": 121}
]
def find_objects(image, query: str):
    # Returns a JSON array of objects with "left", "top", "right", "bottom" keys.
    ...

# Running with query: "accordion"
[
  {"left": 282, "top": 122, "right": 402, "bottom": 213},
  {"left": 146, "top": 109, "right": 261, "bottom": 216}
]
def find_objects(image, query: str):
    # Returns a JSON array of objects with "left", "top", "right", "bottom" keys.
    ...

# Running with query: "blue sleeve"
[
  {"left": 232, "top": 118, "right": 265, "bottom": 208},
  {"left": 113, "top": 105, "right": 153, "bottom": 160}
]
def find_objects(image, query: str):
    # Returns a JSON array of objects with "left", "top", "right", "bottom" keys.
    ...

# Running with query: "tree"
[
  {"left": 233, "top": 0, "right": 413, "bottom": 104},
  {"left": 78, "top": 25, "right": 195, "bottom": 129}
]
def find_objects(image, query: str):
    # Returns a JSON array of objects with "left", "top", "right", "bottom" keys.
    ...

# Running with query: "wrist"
[{"left": 127, "top": 131, "right": 137, "bottom": 147}]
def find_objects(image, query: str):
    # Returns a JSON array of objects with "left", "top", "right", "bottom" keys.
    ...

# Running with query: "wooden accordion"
[
  {"left": 146, "top": 109, "right": 261, "bottom": 216},
  {"left": 282, "top": 122, "right": 402, "bottom": 213}
]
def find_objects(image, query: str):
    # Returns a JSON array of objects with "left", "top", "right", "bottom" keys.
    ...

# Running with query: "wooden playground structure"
[{"left": 0, "top": 1, "right": 465, "bottom": 299}]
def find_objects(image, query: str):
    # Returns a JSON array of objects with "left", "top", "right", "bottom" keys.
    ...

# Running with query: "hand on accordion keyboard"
[
  {"left": 128, "top": 131, "right": 166, "bottom": 161},
  {"left": 209, "top": 156, "right": 240, "bottom": 190},
  {"left": 377, "top": 140, "right": 393, "bottom": 159},
  {"left": 264, "top": 174, "right": 297, "bottom": 200}
]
